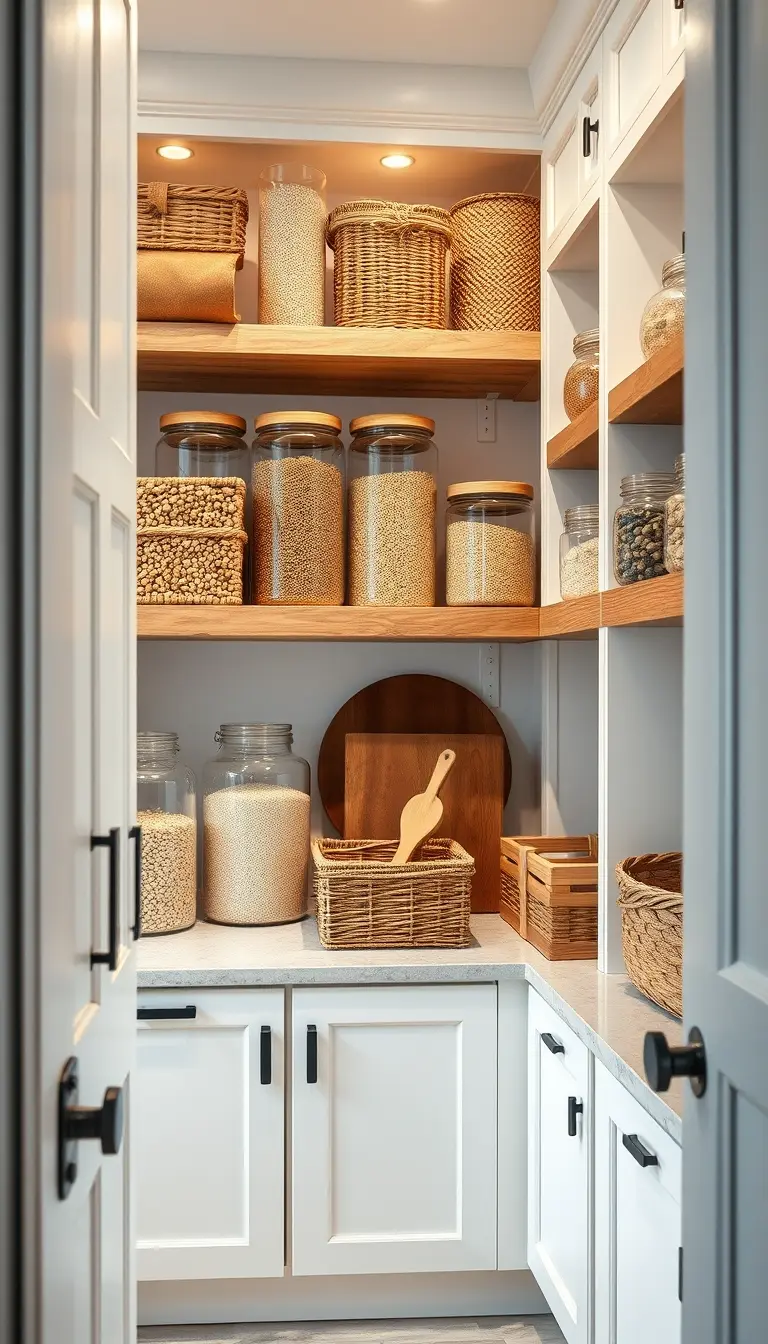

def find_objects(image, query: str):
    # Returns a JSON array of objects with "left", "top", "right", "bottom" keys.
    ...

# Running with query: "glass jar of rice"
[
  {"left": 202, "top": 724, "right": 310, "bottom": 926},
  {"left": 445, "top": 481, "right": 536, "bottom": 606},
  {"left": 137, "top": 731, "right": 197, "bottom": 935}
]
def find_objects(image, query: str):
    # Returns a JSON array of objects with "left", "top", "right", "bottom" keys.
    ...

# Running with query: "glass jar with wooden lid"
[
  {"left": 155, "top": 410, "right": 250, "bottom": 486},
  {"left": 446, "top": 482, "right": 535, "bottom": 606},
  {"left": 252, "top": 411, "right": 345, "bottom": 605},
  {"left": 347, "top": 413, "right": 437, "bottom": 606}
]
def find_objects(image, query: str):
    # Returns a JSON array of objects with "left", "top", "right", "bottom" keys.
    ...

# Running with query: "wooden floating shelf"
[
  {"left": 608, "top": 339, "right": 683, "bottom": 425},
  {"left": 136, "top": 605, "right": 541, "bottom": 642},
  {"left": 540, "top": 595, "right": 601, "bottom": 638},
  {"left": 547, "top": 403, "right": 599, "bottom": 469},
  {"left": 601, "top": 573, "right": 683, "bottom": 628},
  {"left": 137, "top": 323, "right": 541, "bottom": 400}
]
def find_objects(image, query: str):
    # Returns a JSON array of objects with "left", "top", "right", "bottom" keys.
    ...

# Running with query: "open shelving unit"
[
  {"left": 608, "top": 338, "right": 683, "bottom": 425},
  {"left": 546, "top": 403, "right": 599, "bottom": 469}
]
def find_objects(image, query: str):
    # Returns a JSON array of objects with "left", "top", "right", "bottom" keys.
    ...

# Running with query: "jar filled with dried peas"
[
  {"left": 563, "top": 329, "right": 599, "bottom": 421},
  {"left": 446, "top": 481, "right": 536, "bottom": 606}
]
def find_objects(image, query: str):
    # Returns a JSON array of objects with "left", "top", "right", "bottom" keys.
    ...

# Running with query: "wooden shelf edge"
[
  {"left": 546, "top": 403, "right": 599, "bottom": 469},
  {"left": 608, "top": 339, "right": 684, "bottom": 425},
  {"left": 137, "top": 605, "right": 542, "bottom": 642},
  {"left": 540, "top": 596, "right": 600, "bottom": 638},
  {"left": 600, "top": 573, "right": 684, "bottom": 628}
]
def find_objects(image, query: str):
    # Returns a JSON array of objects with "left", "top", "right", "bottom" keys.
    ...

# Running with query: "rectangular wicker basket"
[
  {"left": 313, "top": 837, "right": 474, "bottom": 949},
  {"left": 137, "top": 527, "right": 247, "bottom": 605},
  {"left": 137, "top": 183, "right": 249, "bottom": 258},
  {"left": 500, "top": 835, "right": 598, "bottom": 960},
  {"left": 326, "top": 199, "right": 451, "bottom": 329}
]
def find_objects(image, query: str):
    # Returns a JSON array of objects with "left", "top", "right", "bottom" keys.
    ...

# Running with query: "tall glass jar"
[
  {"left": 563, "top": 329, "right": 599, "bottom": 421},
  {"left": 613, "top": 472, "right": 675, "bottom": 585},
  {"left": 136, "top": 731, "right": 197, "bottom": 935},
  {"left": 202, "top": 724, "right": 310, "bottom": 926},
  {"left": 640, "top": 254, "right": 686, "bottom": 359},
  {"left": 252, "top": 412, "right": 345, "bottom": 605},
  {"left": 155, "top": 411, "right": 250, "bottom": 487},
  {"left": 560, "top": 505, "right": 599, "bottom": 599},
  {"left": 258, "top": 163, "right": 327, "bottom": 326},
  {"left": 664, "top": 453, "right": 685, "bottom": 573},
  {"left": 446, "top": 481, "right": 535, "bottom": 606},
  {"left": 348, "top": 414, "right": 437, "bottom": 606}
]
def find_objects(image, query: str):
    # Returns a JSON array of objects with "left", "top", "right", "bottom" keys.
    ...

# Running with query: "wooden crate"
[{"left": 500, "top": 835, "right": 598, "bottom": 960}]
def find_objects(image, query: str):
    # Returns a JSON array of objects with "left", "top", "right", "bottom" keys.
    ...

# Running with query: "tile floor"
[{"left": 138, "top": 1316, "right": 565, "bottom": 1343}]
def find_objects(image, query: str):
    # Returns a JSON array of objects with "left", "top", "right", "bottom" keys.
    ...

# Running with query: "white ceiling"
[{"left": 138, "top": 0, "right": 558, "bottom": 69}]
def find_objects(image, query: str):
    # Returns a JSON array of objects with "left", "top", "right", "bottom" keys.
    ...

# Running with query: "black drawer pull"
[
  {"left": 260, "top": 1025, "right": 272, "bottom": 1085},
  {"left": 623, "top": 1132, "right": 659, "bottom": 1168},
  {"left": 582, "top": 114, "right": 599, "bottom": 157},
  {"left": 137, "top": 1005, "right": 196, "bottom": 1021},
  {"left": 542, "top": 1032, "right": 565, "bottom": 1055},
  {"left": 568, "top": 1095, "right": 584, "bottom": 1136},
  {"left": 129, "top": 823, "right": 142, "bottom": 940},
  {"left": 91, "top": 827, "right": 120, "bottom": 971},
  {"left": 306, "top": 1024, "right": 318, "bottom": 1084}
]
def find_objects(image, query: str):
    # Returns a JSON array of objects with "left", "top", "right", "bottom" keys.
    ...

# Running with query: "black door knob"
[
  {"left": 65, "top": 1086, "right": 124, "bottom": 1155},
  {"left": 644, "top": 1026, "right": 707, "bottom": 1098}
]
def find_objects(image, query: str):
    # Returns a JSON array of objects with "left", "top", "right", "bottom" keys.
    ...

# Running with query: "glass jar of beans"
[
  {"left": 563, "top": 329, "right": 599, "bottom": 421},
  {"left": 445, "top": 482, "right": 536, "bottom": 606},
  {"left": 258, "top": 162, "right": 326, "bottom": 326},
  {"left": 664, "top": 453, "right": 685, "bottom": 573},
  {"left": 252, "top": 411, "right": 345, "bottom": 605},
  {"left": 347, "top": 414, "right": 437, "bottom": 606},
  {"left": 613, "top": 472, "right": 676, "bottom": 585},
  {"left": 136, "top": 731, "right": 197, "bottom": 936},
  {"left": 640, "top": 254, "right": 686, "bottom": 359},
  {"left": 560, "top": 505, "right": 599, "bottom": 599},
  {"left": 202, "top": 724, "right": 310, "bottom": 927},
  {"left": 155, "top": 410, "right": 250, "bottom": 490}
]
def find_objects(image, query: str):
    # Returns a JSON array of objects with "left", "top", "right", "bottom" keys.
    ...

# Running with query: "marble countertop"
[{"left": 137, "top": 914, "right": 685, "bottom": 1141}]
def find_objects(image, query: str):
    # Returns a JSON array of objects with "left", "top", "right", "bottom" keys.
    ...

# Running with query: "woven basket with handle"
[
  {"left": 450, "top": 192, "right": 540, "bottom": 331},
  {"left": 326, "top": 199, "right": 451, "bottom": 329},
  {"left": 138, "top": 182, "right": 249, "bottom": 259},
  {"left": 616, "top": 852, "right": 682, "bottom": 1018}
]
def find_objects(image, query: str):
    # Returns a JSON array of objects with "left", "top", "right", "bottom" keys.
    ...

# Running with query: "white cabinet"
[
  {"left": 544, "top": 41, "right": 602, "bottom": 253},
  {"left": 662, "top": 0, "right": 686, "bottom": 75},
  {"left": 527, "top": 990, "right": 592, "bottom": 1344},
  {"left": 603, "top": 0, "right": 685, "bottom": 171},
  {"left": 594, "top": 1061, "right": 681, "bottom": 1344},
  {"left": 135, "top": 989, "right": 285, "bottom": 1282},
  {"left": 291, "top": 984, "right": 499, "bottom": 1276}
]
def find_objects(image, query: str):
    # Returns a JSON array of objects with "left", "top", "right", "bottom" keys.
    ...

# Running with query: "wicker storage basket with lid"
[
  {"left": 326, "top": 199, "right": 451, "bottom": 329},
  {"left": 449, "top": 192, "right": 540, "bottom": 331},
  {"left": 137, "top": 183, "right": 249, "bottom": 322},
  {"left": 500, "top": 835, "right": 598, "bottom": 960},
  {"left": 616, "top": 852, "right": 682, "bottom": 1017}
]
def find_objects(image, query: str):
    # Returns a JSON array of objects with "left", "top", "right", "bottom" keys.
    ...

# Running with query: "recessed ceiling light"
[
  {"left": 381, "top": 153, "right": 415, "bottom": 170},
  {"left": 157, "top": 144, "right": 193, "bottom": 161}
]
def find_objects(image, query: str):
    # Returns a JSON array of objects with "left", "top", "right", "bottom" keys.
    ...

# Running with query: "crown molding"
[{"left": 531, "top": 0, "right": 620, "bottom": 134}]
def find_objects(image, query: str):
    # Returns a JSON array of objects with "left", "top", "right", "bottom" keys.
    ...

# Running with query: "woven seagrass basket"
[
  {"left": 449, "top": 192, "right": 540, "bottom": 331},
  {"left": 313, "top": 837, "right": 474, "bottom": 949},
  {"left": 616, "top": 852, "right": 682, "bottom": 1018},
  {"left": 326, "top": 199, "right": 451, "bottom": 329},
  {"left": 137, "top": 527, "right": 247, "bottom": 605},
  {"left": 137, "top": 183, "right": 249, "bottom": 258}
]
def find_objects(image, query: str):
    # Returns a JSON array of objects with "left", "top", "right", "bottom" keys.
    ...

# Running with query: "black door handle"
[
  {"left": 644, "top": 1027, "right": 707, "bottom": 1098},
  {"left": 137, "top": 1005, "right": 196, "bottom": 1021},
  {"left": 91, "top": 827, "right": 120, "bottom": 971},
  {"left": 260, "top": 1025, "right": 272, "bottom": 1085},
  {"left": 582, "top": 114, "right": 599, "bottom": 158},
  {"left": 129, "top": 823, "right": 142, "bottom": 939},
  {"left": 542, "top": 1032, "right": 565, "bottom": 1055},
  {"left": 568, "top": 1096, "right": 584, "bottom": 1136},
  {"left": 307, "top": 1024, "right": 318, "bottom": 1083},
  {"left": 622, "top": 1132, "right": 659, "bottom": 1168},
  {"left": 674, "top": 0, "right": 684, "bottom": 9},
  {"left": 58, "top": 1057, "right": 124, "bottom": 1200}
]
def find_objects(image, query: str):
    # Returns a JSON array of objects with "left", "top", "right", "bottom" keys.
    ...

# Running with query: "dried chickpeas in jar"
[{"left": 446, "top": 482, "right": 536, "bottom": 606}]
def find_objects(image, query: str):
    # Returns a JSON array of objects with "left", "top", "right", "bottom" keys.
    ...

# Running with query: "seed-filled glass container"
[
  {"left": 560, "top": 505, "right": 599, "bottom": 599},
  {"left": 640, "top": 254, "right": 686, "bottom": 359},
  {"left": 202, "top": 724, "right": 310, "bottom": 926},
  {"left": 258, "top": 163, "right": 327, "bottom": 326},
  {"left": 252, "top": 411, "right": 345, "bottom": 605},
  {"left": 613, "top": 472, "right": 675, "bottom": 585},
  {"left": 155, "top": 411, "right": 250, "bottom": 489},
  {"left": 347, "top": 414, "right": 437, "bottom": 606},
  {"left": 446, "top": 481, "right": 536, "bottom": 607},
  {"left": 563, "top": 329, "right": 600, "bottom": 421},
  {"left": 664, "top": 453, "right": 685, "bottom": 574},
  {"left": 136, "top": 731, "right": 197, "bottom": 935}
]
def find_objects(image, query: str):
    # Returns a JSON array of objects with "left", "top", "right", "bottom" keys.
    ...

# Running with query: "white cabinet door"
[
  {"left": 136, "top": 989, "right": 284, "bottom": 1281},
  {"left": 603, "top": 0, "right": 664, "bottom": 160},
  {"left": 527, "top": 991, "right": 592, "bottom": 1344},
  {"left": 292, "top": 984, "right": 498, "bottom": 1276},
  {"left": 662, "top": 0, "right": 686, "bottom": 76},
  {"left": 594, "top": 1062, "right": 681, "bottom": 1344},
  {"left": 544, "top": 42, "right": 602, "bottom": 250}
]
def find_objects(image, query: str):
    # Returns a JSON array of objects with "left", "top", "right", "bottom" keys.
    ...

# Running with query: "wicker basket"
[
  {"left": 500, "top": 836, "right": 598, "bottom": 960},
  {"left": 137, "top": 183, "right": 249, "bottom": 258},
  {"left": 313, "top": 837, "right": 474, "bottom": 949},
  {"left": 326, "top": 200, "right": 451, "bottom": 329},
  {"left": 137, "top": 527, "right": 247, "bottom": 605},
  {"left": 449, "top": 193, "right": 540, "bottom": 331},
  {"left": 616, "top": 853, "right": 682, "bottom": 1018},
  {"left": 137, "top": 477, "right": 246, "bottom": 531}
]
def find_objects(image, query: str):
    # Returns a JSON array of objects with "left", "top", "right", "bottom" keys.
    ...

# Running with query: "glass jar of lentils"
[
  {"left": 252, "top": 411, "right": 345, "bottom": 605},
  {"left": 560, "top": 505, "right": 599, "bottom": 599},
  {"left": 640, "top": 253, "right": 686, "bottom": 359},
  {"left": 563, "top": 329, "right": 599, "bottom": 422},
  {"left": 202, "top": 724, "right": 310, "bottom": 926},
  {"left": 258, "top": 162, "right": 326, "bottom": 326},
  {"left": 136, "top": 731, "right": 197, "bottom": 935},
  {"left": 664, "top": 453, "right": 685, "bottom": 573},
  {"left": 347, "top": 414, "right": 437, "bottom": 606},
  {"left": 446, "top": 481, "right": 536, "bottom": 606},
  {"left": 613, "top": 472, "right": 675, "bottom": 585}
]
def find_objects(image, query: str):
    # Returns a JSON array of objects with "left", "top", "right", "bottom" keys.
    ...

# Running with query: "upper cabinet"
[
  {"left": 603, "top": 0, "right": 685, "bottom": 173},
  {"left": 543, "top": 41, "right": 602, "bottom": 256}
]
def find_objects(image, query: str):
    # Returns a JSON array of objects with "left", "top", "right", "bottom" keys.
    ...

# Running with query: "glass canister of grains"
[
  {"left": 613, "top": 472, "right": 675, "bottom": 585},
  {"left": 258, "top": 163, "right": 326, "bottom": 326},
  {"left": 155, "top": 410, "right": 250, "bottom": 490},
  {"left": 202, "top": 724, "right": 310, "bottom": 926},
  {"left": 347, "top": 414, "right": 437, "bottom": 606},
  {"left": 446, "top": 482, "right": 536, "bottom": 606},
  {"left": 563, "top": 329, "right": 599, "bottom": 422},
  {"left": 664, "top": 453, "right": 685, "bottom": 573},
  {"left": 252, "top": 412, "right": 345, "bottom": 605},
  {"left": 136, "top": 731, "right": 197, "bottom": 935},
  {"left": 560, "top": 505, "right": 599, "bottom": 599},
  {"left": 640, "top": 254, "right": 686, "bottom": 359}
]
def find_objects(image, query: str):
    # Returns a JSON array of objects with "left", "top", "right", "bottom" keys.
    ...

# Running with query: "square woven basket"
[
  {"left": 137, "top": 527, "right": 247, "bottom": 605},
  {"left": 138, "top": 183, "right": 249, "bottom": 257},
  {"left": 312, "top": 837, "right": 474, "bottom": 949}
]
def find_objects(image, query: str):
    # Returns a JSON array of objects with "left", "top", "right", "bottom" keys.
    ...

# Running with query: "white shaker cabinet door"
[
  {"left": 527, "top": 990, "right": 592, "bottom": 1344},
  {"left": 136, "top": 989, "right": 285, "bottom": 1281},
  {"left": 594, "top": 1061, "right": 681, "bottom": 1344},
  {"left": 292, "top": 984, "right": 498, "bottom": 1276},
  {"left": 543, "top": 41, "right": 602, "bottom": 253},
  {"left": 603, "top": 0, "right": 664, "bottom": 161}
]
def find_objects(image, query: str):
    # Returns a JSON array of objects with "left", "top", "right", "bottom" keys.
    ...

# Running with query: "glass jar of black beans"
[{"left": 613, "top": 472, "right": 676, "bottom": 585}]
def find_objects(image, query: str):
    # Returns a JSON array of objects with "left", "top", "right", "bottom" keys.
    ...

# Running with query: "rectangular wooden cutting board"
[{"left": 344, "top": 732, "right": 504, "bottom": 913}]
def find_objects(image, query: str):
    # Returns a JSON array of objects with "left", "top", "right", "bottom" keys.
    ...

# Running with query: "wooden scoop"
[{"left": 391, "top": 749, "right": 457, "bottom": 865}]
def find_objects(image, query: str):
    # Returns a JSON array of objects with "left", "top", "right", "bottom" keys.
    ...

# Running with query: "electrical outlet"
[{"left": 477, "top": 396, "right": 498, "bottom": 442}]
